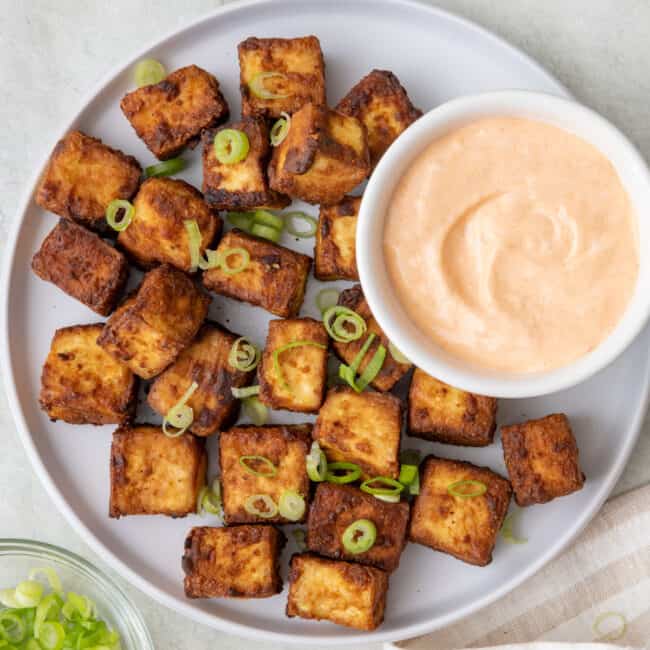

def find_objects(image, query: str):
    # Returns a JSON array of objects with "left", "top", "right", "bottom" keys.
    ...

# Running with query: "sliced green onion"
[
  {"left": 292, "top": 529, "right": 307, "bottom": 551},
  {"left": 198, "top": 480, "right": 222, "bottom": 516},
  {"left": 134, "top": 58, "right": 166, "bottom": 87},
  {"left": 325, "top": 461, "right": 362, "bottom": 484},
  {"left": 242, "top": 396, "right": 268, "bottom": 425},
  {"left": 105, "top": 199, "right": 134, "bottom": 232},
  {"left": 251, "top": 222, "right": 281, "bottom": 242},
  {"left": 144, "top": 157, "right": 186, "bottom": 178},
  {"left": 253, "top": 209, "right": 284, "bottom": 230},
  {"left": 285, "top": 211, "right": 318, "bottom": 238},
  {"left": 388, "top": 341, "right": 410, "bottom": 364},
  {"left": 447, "top": 479, "right": 488, "bottom": 499},
  {"left": 316, "top": 288, "right": 340, "bottom": 314},
  {"left": 218, "top": 247, "right": 250, "bottom": 274},
  {"left": 501, "top": 513, "right": 527, "bottom": 544},
  {"left": 228, "top": 337, "right": 260, "bottom": 372},
  {"left": 592, "top": 611, "right": 627, "bottom": 641},
  {"left": 61, "top": 592, "right": 95, "bottom": 621},
  {"left": 214, "top": 128, "right": 250, "bottom": 164},
  {"left": 35, "top": 593, "right": 62, "bottom": 637},
  {"left": 244, "top": 494, "right": 278, "bottom": 519},
  {"left": 270, "top": 112, "right": 291, "bottom": 146},
  {"left": 197, "top": 248, "right": 221, "bottom": 271},
  {"left": 0, "top": 588, "right": 20, "bottom": 608},
  {"left": 322, "top": 305, "right": 367, "bottom": 343},
  {"left": 37, "top": 620, "right": 65, "bottom": 649},
  {"left": 360, "top": 476, "right": 404, "bottom": 497},
  {"left": 409, "top": 470, "right": 420, "bottom": 495},
  {"left": 231, "top": 385, "right": 260, "bottom": 399},
  {"left": 13, "top": 580, "right": 43, "bottom": 607},
  {"left": 306, "top": 441, "right": 328, "bottom": 482},
  {"left": 162, "top": 381, "right": 198, "bottom": 437},
  {"left": 342, "top": 519, "right": 376, "bottom": 554},
  {"left": 227, "top": 211, "right": 256, "bottom": 230},
  {"left": 338, "top": 334, "right": 386, "bottom": 393},
  {"left": 184, "top": 219, "right": 204, "bottom": 272},
  {"left": 239, "top": 455, "right": 278, "bottom": 478},
  {"left": 249, "top": 71, "right": 290, "bottom": 100},
  {"left": 398, "top": 464, "right": 418, "bottom": 486},
  {"left": 0, "top": 611, "right": 26, "bottom": 643},
  {"left": 273, "top": 340, "right": 328, "bottom": 391},
  {"left": 29, "top": 568, "right": 62, "bottom": 594},
  {"left": 374, "top": 493, "right": 401, "bottom": 503},
  {"left": 279, "top": 490, "right": 306, "bottom": 521}
]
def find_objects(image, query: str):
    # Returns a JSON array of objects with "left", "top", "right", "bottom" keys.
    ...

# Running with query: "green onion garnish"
[
  {"left": 398, "top": 463, "right": 418, "bottom": 486},
  {"left": 227, "top": 211, "right": 256, "bottom": 230},
  {"left": 592, "top": 611, "right": 627, "bottom": 642},
  {"left": 249, "top": 71, "right": 290, "bottom": 100},
  {"left": 306, "top": 441, "right": 328, "bottom": 482},
  {"left": 360, "top": 476, "right": 404, "bottom": 498},
  {"left": 285, "top": 211, "right": 318, "bottom": 238},
  {"left": 292, "top": 529, "right": 307, "bottom": 551},
  {"left": 278, "top": 490, "right": 306, "bottom": 521},
  {"left": 105, "top": 198, "right": 134, "bottom": 232},
  {"left": 184, "top": 219, "right": 204, "bottom": 272},
  {"left": 409, "top": 470, "right": 421, "bottom": 495},
  {"left": 29, "top": 568, "right": 62, "bottom": 594},
  {"left": 244, "top": 494, "right": 278, "bottom": 518},
  {"left": 374, "top": 494, "right": 401, "bottom": 503},
  {"left": 316, "top": 288, "right": 340, "bottom": 314},
  {"left": 388, "top": 341, "right": 410, "bottom": 364},
  {"left": 217, "top": 247, "right": 250, "bottom": 274},
  {"left": 252, "top": 209, "right": 284, "bottom": 230},
  {"left": 214, "top": 128, "right": 250, "bottom": 164},
  {"left": 162, "top": 381, "right": 198, "bottom": 437},
  {"left": 134, "top": 58, "right": 166, "bottom": 87},
  {"left": 501, "top": 512, "right": 527, "bottom": 544},
  {"left": 270, "top": 112, "right": 291, "bottom": 146},
  {"left": 338, "top": 334, "right": 386, "bottom": 392},
  {"left": 242, "top": 396, "right": 268, "bottom": 425},
  {"left": 143, "top": 157, "right": 186, "bottom": 178},
  {"left": 322, "top": 305, "right": 367, "bottom": 343},
  {"left": 228, "top": 337, "right": 261, "bottom": 372},
  {"left": 273, "top": 340, "right": 328, "bottom": 392},
  {"left": 251, "top": 222, "right": 281, "bottom": 243},
  {"left": 239, "top": 455, "right": 278, "bottom": 478},
  {"left": 231, "top": 385, "right": 261, "bottom": 399},
  {"left": 341, "top": 519, "right": 376, "bottom": 554},
  {"left": 197, "top": 479, "right": 222, "bottom": 516},
  {"left": 325, "top": 461, "right": 362, "bottom": 484},
  {"left": 447, "top": 479, "right": 488, "bottom": 499}
]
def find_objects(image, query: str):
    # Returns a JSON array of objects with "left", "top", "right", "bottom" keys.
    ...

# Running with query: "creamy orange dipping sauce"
[{"left": 384, "top": 117, "right": 639, "bottom": 373}]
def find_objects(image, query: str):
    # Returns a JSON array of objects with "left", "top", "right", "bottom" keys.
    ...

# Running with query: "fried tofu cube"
[
  {"left": 314, "top": 195, "right": 360, "bottom": 281},
  {"left": 268, "top": 103, "right": 370, "bottom": 205},
  {"left": 39, "top": 324, "right": 137, "bottom": 425},
  {"left": 219, "top": 424, "right": 312, "bottom": 524},
  {"left": 109, "top": 424, "right": 207, "bottom": 517},
  {"left": 120, "top": 65, "right": 229, "bottom": 160},
  {"left": 332, "top": 285, "right": 411, "bottom": 391},
  {"left": 287, "top": 554, "right": 388, "bottom": 631},
  {"left": 35, "top": 130, "right": 141, "bottom": 231},
  {"left": 336, "top": 70, "right": 422, "bottom": 169},
  {"left": 31, "top": 219, "right": 129, "bottom": 316},
  {"left": 118, "top": 178, "right": 221, "bottom": 272},
  {"left": 259, "top": 318, "right": 329, "bottom": 413},
  {"left": 183, "top": 525, "right": 284, "bottom": 598},
  {"left": 501, "top": 413, "right": 585, "bottom": 506},
  {"left": 98, "top": 265, "right": 210, "bottom": 379},
  {"left": 313, "top": 387, "right": 402, "bottom": 479},
  {"left": 238, "top": 36, "right": 325, "bottom": 119},
  {"left": 148, "top": 323, "right": 254, "bottom": 437},
  {"left": 409, "top": 456, "right": 511, "bottom": 566},
  {"left": 408, "top": 369, "right": 497, "bottom": 446},
  {"left": 202, "top": 229, "right": 311, "bottom": 318},
  {"left": 307, "top": 483, "right": 409, "bottom": 572},
  {"left": 202, "top": 118, "right": 290, "bottom": 210}
]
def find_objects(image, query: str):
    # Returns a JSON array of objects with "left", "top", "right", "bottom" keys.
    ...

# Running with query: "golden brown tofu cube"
[
  {"left": 332, "top": 285, "right": 411, "bottom": 391},
  {"left": 219, "top": 424, "right": 311, "bottom": 524},
  {"left": 183, "top": 525, "right": 284, "bottom": 598},
  {"left": 118, "top": 177, "right": 222, "bottom": 272},
  {"left": 268, "top": 103, "right": 370, "bottom": 205},
  {"left": 313, "top": 387, "right": 402, "bottom": 480},
  {"left": 501, "top": 413, "right": 585, "bottom": 507},
  {"left": 35, "top": 130, "right": 141, "bottom": 231},
  {"left": 336, "top": 70, "right": 422, "bottom": 169},
  {"left": 202, "top": 229, "right": 311, "bottom": 318},
  {"left": 307, "top": 483, "right": 409, "bottom": 572},
  {"left": 202, "top": 118, "right": 290, "bottom": 210},
  {"left": 98, "top": 265, "right": 210, "bottom": 379},
  {"left": 408, "top": 369, "right": 497, "bottom": 446},
  {"left": 40, "top": 324, "right": 137, "bottom": 425},
  {"left": 314, "top": 195, "right": 360, "bottom": 281},
  {"left": 148, "top": 323, "right": 254, "bottom": 437},
  {"left": 238, "top": 36, "right": 325, "bottom": 119},
  {"left": 287, "top": 554, "right": 388, "bottom": 631},
  {"left": 409, "top": 456, "right": 511, "bottom": 566},
  {"left": 109, "top": 424, "right": 207, "bottom": 518},
  {"left": 31, "top": 219, "right": 129, "bottom": 316},
  {"left": 259, "top": 318, "right": 329, "bottom": 413},
  {"left": 120, "top": 65, "right": 229, "bottom": 160}
]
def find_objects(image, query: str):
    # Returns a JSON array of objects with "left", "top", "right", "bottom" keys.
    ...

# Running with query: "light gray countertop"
[{"left": 1, "top": 2, "right": 649, "bottom": 648}]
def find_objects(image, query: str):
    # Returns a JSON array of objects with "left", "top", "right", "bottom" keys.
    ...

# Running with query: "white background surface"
[{"left": 1, "top": 1, "right": 649, "bottom": 649}]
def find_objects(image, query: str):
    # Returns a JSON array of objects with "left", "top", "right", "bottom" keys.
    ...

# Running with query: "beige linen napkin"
[{"left": 388, "top": 484, "right": 650, "bottom": 650}]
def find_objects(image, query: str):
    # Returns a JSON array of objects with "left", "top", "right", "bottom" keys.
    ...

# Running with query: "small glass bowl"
[{"left": 0, "top": 539, "right": 153, "bottom": 649}]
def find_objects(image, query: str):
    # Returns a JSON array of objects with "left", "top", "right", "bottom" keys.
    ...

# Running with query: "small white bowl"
[{"left": 357, "top": 90, "right": 650, "bottom": 398}]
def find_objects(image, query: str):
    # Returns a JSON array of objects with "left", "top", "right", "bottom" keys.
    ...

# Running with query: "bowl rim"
[{"left": 357, "top": 89, "right": 650, "bottom": 398}]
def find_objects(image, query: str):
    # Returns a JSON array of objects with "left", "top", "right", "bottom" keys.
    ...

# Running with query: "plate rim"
[{"left": 2, "top": 0, "right": 648, "bottom": 645}]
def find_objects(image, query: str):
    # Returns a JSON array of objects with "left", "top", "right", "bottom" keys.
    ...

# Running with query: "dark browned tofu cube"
[
  {"left": 314, "top": 195, "right": 360, "bottom": 281},
  {"left": 336, "top": 69, "right": 422, "bottom": 169},
  {"left": 202, "top": 229, "right": 311, "bottom": 318},
  {"left": 148, "top": 323, "right": 254, "bottom": 437},
  {"left": 40, "top": 324, "right": 137, "bottom": 425},
  {"left": 501, "top": 414, "right": 585, "bottom": 506},
  {"left": 219, "top": 424, "right": 311, "bottom": 524},
  {"left": 332, "top": 285, "right": 411, "bottom": 391},
  {"left": 118, "top": 177, "right": 222, "bottom": 272},
  {"left": 183, "top": 525, "right": 284, "bottom": 598},
  {"left": 35, "top": 130, "right": 141, "bottom": 231},
  {"left": 202, "top": 118, "right": 290, "bottom": 210},
  {"left": 287, "top": 554, "right": 388, "bottom": 631},
  {"left": 31, "top": 219, "right": 129, "bottom": 316},
  {"left": 120, "top": 65, "right": 229, "bottom": 160},
  {"left": 98, "top": 265, "right": 210, "bottom": 379},
  {"left": 268, "top": 103, "right": 370, "bottom": 205},
  {"left": 238, "top": 36, "right": 325, "bottom": 119},
  {"left": 409, "top": 456, "right": 511, "bottom": 566},
  {"left": 109, "top": 424, "right": 206, "bottom": 517},
  {"left": 307, "top": 483, "right": 409, "bottom": 572},
  {"left": 313, "top": 387, "right": 402, "bottom": 479},
  {"left": 408, "top": 369, "right": 497, "bottom": 446},
  {"left": 259, "top": 318, "right": 328, "bottom": 413}
]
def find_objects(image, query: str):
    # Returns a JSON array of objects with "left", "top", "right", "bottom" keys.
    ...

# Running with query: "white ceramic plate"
[{"left": 2, "top": 0, "right": 649, "bottom": 645}]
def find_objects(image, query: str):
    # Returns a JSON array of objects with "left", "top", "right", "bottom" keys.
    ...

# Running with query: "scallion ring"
[
  {"left": 162, "top": 381, "right": 199, "bottom": 437},
  {"left": 273, "top": 340, "right": 328, "bottom": 392},
  {"left": 34, "top": 593, "right": 62, "bottom": 638},
  {"left": 105, "top": 199, "right": 134, "bottom": 232},
  {"left": 134, "top": 58, "right": 166, "bottom": 87},
  {"left": 197, "top": 248, "right": 221, "bottom": 271},
  {"left": 218, "top": 247, "right": 250, "bottom": 274},
  {"left": 184, "top": 219, "right": 205, "bottom": 271},
  {"left": 253, "top": 209, "right": 284, "bottom": 230},
  {"left": 322, "top": 306, "right": 367, "bottom": 342},
  {"left": 214, "top": 128, "right": 250, "bottom": 164},
  {"left": 270, "top": 112, "right": 291, "bottom": 146},
  {"left": 388, "top": 341, "right": 410, "bottom": 364},
  {"left": 239, "top": 455, "right": 278, "bottom": 478},
  {"left": 352, "top": 343, "right": 386, "bottom": 392},
  {"left": 13, "top": 580, "right": 44, "bottom": 608},
  {"left": 285, "top": 211, "right": 318, "bottom": 238},
  {"left": 227, "top": 211, "right": 256, "bottom": 231},
  {"left": 0, "top": 611, "right": 27, "bottom": 643},
  {"left": 279, "top": 490, "right": 306, "bottom": 521},
  {"left": 251, "top": 222, "right": 281, "bottom": 242},
  {"left": 447, "top": 479, "right": 488, "bottom": 499},
  {"left": 244, "top": 494, "right": 278, "bottom": 519},
  {"left": 228, "top": 337, "right": 260, "bottom": 372},
  {"left": 592, "top": 611, "right": 627, "bottom": 642},
  {"left": 143, "top": 157, "right": 185, "bottom": 178},
  {"left": 29, "top": 568, "right": 62, "bottom": 594},
  {"left": 398, "top": 464, "right": 419, "bottom": 486},
  {"left": 249, "top": 71, "right": 290, "bottom": 100},
  {"left": 409, "top": 470, "right": 420, "bottom": 495},
  {"left": 38, "top": 621, "right": 65, "bottom": 649},
  {"left": 374, "top": 494, "right": 401, "bottom": 503},
  {"left": 198, "top": 480, "right": 222, "bottom": 516},
  {"left": 231, "top": 385, "right": 261, "bottom": 399},
  {"left": 316, "top": 288, "right": 340, "bottom": 314},
  {"left": 341, "top": 519, "right": 376, "bottom": 554},
  {"left": 360, "top": 476, "right": 404, "bottom": 498},
  {"left": 325, "top": 461, "right": 362, "bottom": 484},
  {"left": 242, "top": 396, "right": 268, "bottom": 425},
  {"left": 306, "top": 441, "right": 328, "bottom": 482}
]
